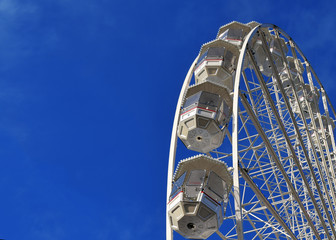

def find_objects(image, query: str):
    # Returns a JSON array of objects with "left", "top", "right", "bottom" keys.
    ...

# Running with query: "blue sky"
[{"left": 0, "top": 0, "right": 335, "bottom": 239}]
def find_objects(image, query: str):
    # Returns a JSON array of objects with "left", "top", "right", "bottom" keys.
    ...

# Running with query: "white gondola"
[
  {"left": 310, "top": 115, "right": 335, "bottom": 150},
  {"left": 279, "top": 56, "right": 304, "bottom": 93},
  {"left": 177, "top": 82, "right": 231, "bottom": 153},
  {"left": 217, "top": 21, "right": 252, "bottom": 47},
  {"left": 269, "top": 35, "right": 288, "bottom": 71},
  {"left": 194, "top": 39, "right": 239, "bottom": 92},
  {"left": 292, "top": 83, "right": 319, "bottom": 118},
  {"left": 250, "top": 33, "right": 288, "bottom": 77},
  {"left": 167, "top": 155, "right": 232, "bottom": 239}
]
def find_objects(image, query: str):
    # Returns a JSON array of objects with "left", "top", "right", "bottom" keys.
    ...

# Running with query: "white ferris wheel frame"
[{"left": 166, "top": 23, "right": 336, "bottom": 240}]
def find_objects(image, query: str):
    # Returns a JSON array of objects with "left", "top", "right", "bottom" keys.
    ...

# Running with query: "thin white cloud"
[
  {"left": 0, "top": 0, "right": 39, "bottom": 69},
  {"left": 0, "top": 0, "right": 116, "bottom": 70}
]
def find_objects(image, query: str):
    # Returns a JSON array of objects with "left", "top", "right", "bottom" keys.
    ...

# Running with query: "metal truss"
[{"left": 167, "top": 23, "right": 336, "bottom": 239}]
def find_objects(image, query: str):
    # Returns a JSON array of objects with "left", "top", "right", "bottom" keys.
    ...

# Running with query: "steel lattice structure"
[{"left": 167, "top": 22, "right": 336, "bottom": 240}]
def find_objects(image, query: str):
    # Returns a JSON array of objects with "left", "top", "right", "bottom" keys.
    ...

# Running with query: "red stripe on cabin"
[
  {"left": 201, "top": 191, "right": 220, "bottom": 205},
  {"left": 181, "top": 107, "right": 216, "bottom": 116},
  {"left": 168, "top": 191, "right": 183, "bottom": 204}
]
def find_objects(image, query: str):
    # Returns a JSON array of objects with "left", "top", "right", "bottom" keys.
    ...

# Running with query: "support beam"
[
  {"left": 216, "top": 230, "right": 227, "bottom": 240},
  {"left": 274, "top": 32, "right": 336, "bottom": 237},
  {"left": 239, "top": 88, "right": 321, "bottom": 240},
  {"left": 166, "top": 57, "right": 199, "bottom": 240},
  {"left": 258, "top": 30, "right": 333, "bottom": 239},
  {"left": 239, "top": 164, "right": 298, "bottom": 239}
]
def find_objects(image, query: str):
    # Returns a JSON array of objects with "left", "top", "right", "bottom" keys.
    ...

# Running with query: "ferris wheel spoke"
[
  {"left": 239, "top": 87, "right": 322, "bottom": 239},
  {"left": 269, "top": 31, "right": 336, "bottom": 236},
  {"left": 260, "top": 32, "right": 336, "bottom": 238},
  {"left": 240, "top": 164, "right": 297, "bottom": 239}
]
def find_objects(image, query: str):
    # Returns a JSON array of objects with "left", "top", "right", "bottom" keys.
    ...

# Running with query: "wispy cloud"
[
  {"left": 0, "top": 0, "right": 39, "bottom": 69},
  {"left": 0, "top": 0, "right": 116, "bottom": 70},
  {"left": 0, "top": 0, "right": 36, "bottom": 17}
]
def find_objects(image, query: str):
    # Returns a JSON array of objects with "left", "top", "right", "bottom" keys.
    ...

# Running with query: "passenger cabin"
[
  {"left": 250, "top": 32, "right": 288, "bottom": 77},
  {"left": 194, "top": 39, "right": 239, "bottom": 92},
  {"left": 177, "top": 82, "right": 231, "bottom": 153},
  {"left": 279, "top": 56, "right": 304, "bottom": 93},
  {"left": 310, "top": 115, "right": 335, "bottom": 150},
  {"left": 216, "top": 21, "right": 251, "bottom": 47},
  {"left": 167, "top": 155, "right": 232, "bottom": 239},
  {"left": 292, "top": 84, "right": 319, "bottom": 118}
]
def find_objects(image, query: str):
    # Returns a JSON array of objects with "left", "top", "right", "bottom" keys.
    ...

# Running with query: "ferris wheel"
[{"left": 166, "top": 22, "right": 336, "bottom": 240}]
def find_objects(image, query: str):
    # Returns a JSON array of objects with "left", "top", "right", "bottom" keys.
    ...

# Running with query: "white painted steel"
[
  {"left": 166, "top": 57, "right": 199, "bottom": 240},
  {"left": 230, "top": 24, "right": 262, "bottom": 240},
  {"left": 167, "top": 22, "right": 336, "bottom": 239}
]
